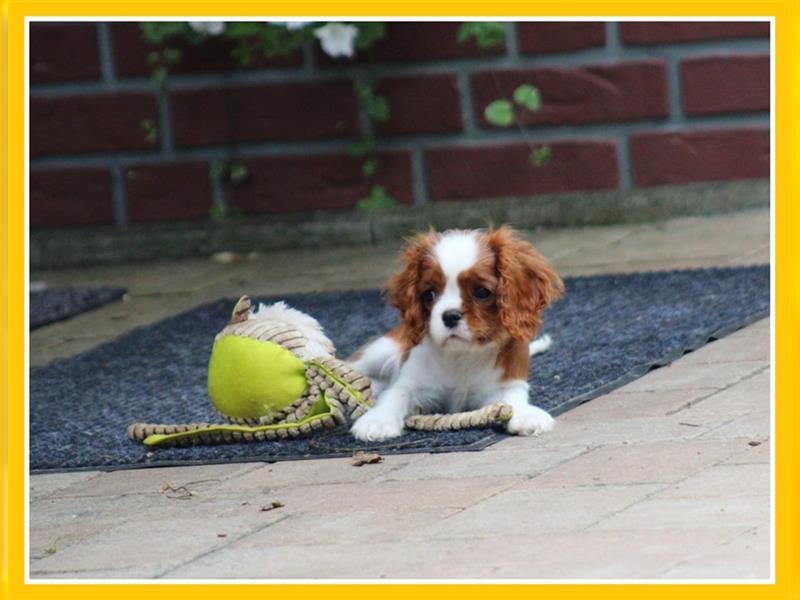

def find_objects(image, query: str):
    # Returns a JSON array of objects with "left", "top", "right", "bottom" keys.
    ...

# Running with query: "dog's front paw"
[
  {"left": 506, "top": 404, "right": 555, "bottom": 436},
  {"left": 351, "top": 408, "right": 405, "bottom": 442}
]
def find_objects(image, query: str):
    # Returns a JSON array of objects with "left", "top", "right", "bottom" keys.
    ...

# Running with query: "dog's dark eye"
[
  {"left": 421, "top": 289, "right": 436, "bottom": 304},
  {"left": 473, "top": 286, "right": 492, "bottom": 300}
]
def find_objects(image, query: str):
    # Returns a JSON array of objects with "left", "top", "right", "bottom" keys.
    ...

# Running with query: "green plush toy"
[
  {"left": 128, "top": 295, "right": 513, "bottom": 448},
  {"left": 128, "top": 295, "right": 374, "bottom": 446}
]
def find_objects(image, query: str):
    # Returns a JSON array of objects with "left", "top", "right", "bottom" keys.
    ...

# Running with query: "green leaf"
[
  {"left": 355, "top": 22, "right": 386, "bottom": 50},
  {"left": 484, "top": 100, "right": 514, "bottom": 127},
  {"left": 367, "top": 95, "right": 389, "bottom": 123},
  {"left": 209, "top": 203, "right": 228, "bottom": 221},
  {"left": 229, "top": 162, "right": 249, "bottom": 183},
  {"left": 513, "top": 84, "right": 541, "bottom": 112},
  {"left": 353, "top": 80, "right": 371, "bottom": 99},
  {"left": 232, "top": 42, "right": 254, "bottom": 66},
  {"left": 347, "top": 137, "right": 376, "bottom": 157},
  {"left": 529, "top": 146, "right": 552, "bottom": 167},
  {"left": 223, "top": 22, "right": 264, "bottom": 38},
  {"left": 151, "top": 65, "right": 168, "bottom": 83},
  {"left": 140, "top": 22, "right": 187, "bottom": 44},
  {"left": 357, "top": 185, "right": 397, "bottom": 211},
  {"left": 140, "top": 119, "right": 158, "bottom": 144},
  {"left": 162, "top": 47, "right": 182, "bottom": 65},
  {"left": 361, "top": 157, "right": 379, "bottom": 178},
  {"left": 457, "top": 22, "right": 506, "bottom": 49},
  {"left": 209, "top": 161, "right": 227, "bottom": 184}
]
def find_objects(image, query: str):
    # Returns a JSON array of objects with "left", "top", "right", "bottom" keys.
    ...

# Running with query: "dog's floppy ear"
[
  {"left": 386, "top": 231, "right": 438, "bottom": 346},
  {"left": 487, "top": 226, "right": 564, "bottom": 341}
]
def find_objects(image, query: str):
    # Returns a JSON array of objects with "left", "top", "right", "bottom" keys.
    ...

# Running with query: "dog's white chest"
[{"left": 405, "top": 340, "right": 502, "bottom": 412}]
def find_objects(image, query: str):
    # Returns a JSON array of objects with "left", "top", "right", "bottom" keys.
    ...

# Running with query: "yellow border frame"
[{"left": 3, "top": 2, "right": 799, "bottom": 599}]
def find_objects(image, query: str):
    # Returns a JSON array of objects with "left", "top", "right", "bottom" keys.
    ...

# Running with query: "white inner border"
[{"left": 23, "top": 15, "right": 776, "bottom": 587}]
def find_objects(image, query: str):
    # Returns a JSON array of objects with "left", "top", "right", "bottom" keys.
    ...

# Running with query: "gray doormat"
[
  {"left": 30, "top": 287, "right": 127, "bottom": 330},
  {"left": 29, "top": 266, "right": 769, "bottom": 473}
]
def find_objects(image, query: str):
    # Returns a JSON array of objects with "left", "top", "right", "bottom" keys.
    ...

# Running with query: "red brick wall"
[{"left": 29, "top": 21, "right": 770, "bottom": 228}]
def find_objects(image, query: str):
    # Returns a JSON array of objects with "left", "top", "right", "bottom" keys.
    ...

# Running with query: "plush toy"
[{"left": 128, "top": 295, "right": 512, "bottom": 447}]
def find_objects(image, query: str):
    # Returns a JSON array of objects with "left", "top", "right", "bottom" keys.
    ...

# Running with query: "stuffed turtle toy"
[{"left": 128, "top": 295, "right": 512, "bottom": 447}]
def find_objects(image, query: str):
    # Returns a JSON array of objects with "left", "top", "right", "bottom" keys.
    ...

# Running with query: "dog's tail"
[{"left": 528, "top": 334, "right": 553, "bottom": 357}]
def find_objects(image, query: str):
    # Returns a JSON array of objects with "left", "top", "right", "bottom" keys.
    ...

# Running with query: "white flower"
[
  {"left": 271, "top": 21, "right": 313, "bottom": 30},
  {"left": 188, "top": 22, "right": 225, "bottom": 36},
  {"left": 314, "top": 23, "right": 359, "bottom": 58}
]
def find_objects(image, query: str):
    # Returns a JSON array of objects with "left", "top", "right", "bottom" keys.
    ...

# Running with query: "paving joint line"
[
  {"left": 154, "top": 512, "right": 296, "bottom": 578},
  {"left": 654, "top": 523, "right": 765, "bottom": 578},
  {"left": 666, "top": 364, "right": 769, "bottom": 417}
]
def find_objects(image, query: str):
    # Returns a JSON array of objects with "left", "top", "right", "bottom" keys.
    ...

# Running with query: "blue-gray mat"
[
  {"left": 30, "top": 287, "right": 127, "bottom": 330},
  {"left": 29, "top": 266, "right": 769, "bottom": 473}
]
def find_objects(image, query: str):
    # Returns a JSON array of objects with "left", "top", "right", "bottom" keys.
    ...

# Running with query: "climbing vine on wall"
[{"left": 140, "top": 21, "right": 547, "bottom": 216}]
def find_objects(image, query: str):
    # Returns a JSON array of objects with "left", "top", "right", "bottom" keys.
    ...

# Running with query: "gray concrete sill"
[{"left": 31, "top": 179, "right": 768, "bottom": 268}]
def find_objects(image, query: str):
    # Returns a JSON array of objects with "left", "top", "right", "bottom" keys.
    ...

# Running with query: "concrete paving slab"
[
  {"left": 658, "top": 463, "right": 769, "bottom": 499},
  {"left": 659, "top": 524, "right": 770, "bottom": 578},
  {"left": 483, "top": 527, "right": 751, "bottom": 579},
  {"left": 529, "top": 438, "right": 754, "bottom": 487},
  {"left": 379, "top": 446, "right": 587, "bottom": 481},
  {"left": 700, "top": 411, "right": 771, "bottom": 441},
  {"left": 591, "top": 494, "right": 769, "bottom": 531},
  {"left": 410, "top": 483, "right": 665, "bottom": 540},
  {"left": 29, "top": 471, "right": 102, "bottom": 502},
  {"left": 613, "top": 360, "right": 766, "bottom": 393}
]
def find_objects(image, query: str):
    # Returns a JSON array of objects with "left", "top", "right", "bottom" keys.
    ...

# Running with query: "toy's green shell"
[
  {"left": 207, "top": 335, "right": 307, "bottom": 420},
  {"left": 205, "top": 296, "right": 371, "bottom": 426}
]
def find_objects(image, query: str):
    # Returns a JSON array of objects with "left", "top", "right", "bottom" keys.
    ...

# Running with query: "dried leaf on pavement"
[{"left": 352, "top": 451, "right": 384, "bottom": 467}]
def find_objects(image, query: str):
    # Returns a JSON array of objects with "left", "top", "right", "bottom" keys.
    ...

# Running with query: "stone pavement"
[{"left": 28, "top": 209, "right": 771, "bottom": 579}]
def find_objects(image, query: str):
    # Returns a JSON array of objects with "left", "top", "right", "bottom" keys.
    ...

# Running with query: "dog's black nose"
[{"left": 442, "top": 310, "right": 463, "bottom": 329}]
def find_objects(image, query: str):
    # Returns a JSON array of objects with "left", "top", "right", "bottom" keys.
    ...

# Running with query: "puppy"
[{"left": 349, "top": 226, "right": 564, "bottom": 442}]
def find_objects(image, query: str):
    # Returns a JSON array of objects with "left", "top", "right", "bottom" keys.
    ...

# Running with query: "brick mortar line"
[
  {"left": 29, "top": 113, "right": 771, "bottom": 169},
  {"left": 504, "top": 21, "right": 520, "bottom": 59},
  {"left": 605, "top": 22, "right": 622, "bottom": 59},
  {"left": 615, "top": 130, "right": 633, "bottom": 189},
  {"left": 455, "top": 70, "right": 477, "bottom": 135},
  {"left": 300, "top": 40, "right": 314, "bottom": 74},
  {"left": 28, "top": 38, "right": 770, "bottom": 96},
  {"left": 409, "top": 145, "right": 430, "bottom": 205},
  {"left": 95, "top": 23, "right": 117, "bottom": 84},
  {"left": 109, "top": 163, "right": 128, "bottom": 229},
  {"left": 157, "top": 86, "right": 175, "bottom": 154},
  {"left": 666, "top": 54, "right": 687, "bottom": 125}
]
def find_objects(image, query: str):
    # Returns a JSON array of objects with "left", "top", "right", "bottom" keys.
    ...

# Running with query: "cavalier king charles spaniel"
[{"left": 349, "top": 226, "right": 564, "bottom": 442}]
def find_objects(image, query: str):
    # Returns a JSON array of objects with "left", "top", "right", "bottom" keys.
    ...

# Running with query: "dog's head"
[{"left": 386, "top": 226, "right": 563, "bottom": 350}]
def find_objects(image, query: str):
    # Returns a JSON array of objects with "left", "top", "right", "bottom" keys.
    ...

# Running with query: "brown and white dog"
[{"left": 349, "top": 226, "right": 564, "bottom": 442}]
